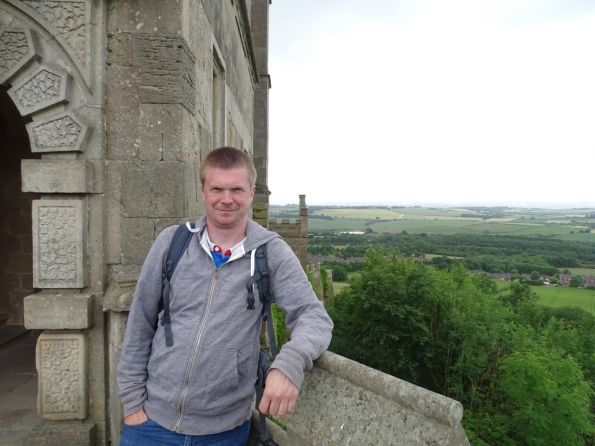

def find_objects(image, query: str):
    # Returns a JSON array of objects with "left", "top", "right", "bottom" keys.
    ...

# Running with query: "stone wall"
[{"left": 103, "top": 1, "right": 263, "bottom": 445}]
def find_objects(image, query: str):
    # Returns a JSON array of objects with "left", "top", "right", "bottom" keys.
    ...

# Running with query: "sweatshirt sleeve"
[
  {"left": 267, "top": 238, "right": 333, "bottom": 389},
  {"left": 116, "top": 226, "right": 176, "bottom": 417}
]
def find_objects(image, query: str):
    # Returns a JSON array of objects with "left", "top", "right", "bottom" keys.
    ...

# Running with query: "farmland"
[{"left": 269, "top": 204, "right": 595, "bottom": 241}]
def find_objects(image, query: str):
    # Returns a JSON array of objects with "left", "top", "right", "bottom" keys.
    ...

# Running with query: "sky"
[{"left": 267, "top": 0, "right": 595, "bottom": 207}]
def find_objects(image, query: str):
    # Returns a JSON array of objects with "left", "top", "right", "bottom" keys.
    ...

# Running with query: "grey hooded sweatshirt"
[{"left": 117, "top": 217, "right": 333, "bottom": 435}]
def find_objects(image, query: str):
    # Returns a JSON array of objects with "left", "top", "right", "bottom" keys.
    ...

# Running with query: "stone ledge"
[
  {"left": 21, "top": 159, "right": 103, "bottom": 193},
  {"left": 24, "top": 294, "right": 94, "bottom": 330}
]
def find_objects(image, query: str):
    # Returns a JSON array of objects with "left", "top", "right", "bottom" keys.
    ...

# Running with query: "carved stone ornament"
[
  {"left": 37, "top": 331, "right": 88, "bottom": 420},
  {"left": 7, "top": 66, "right": 72, "bottom": 117},
  {"left": 33, "top": 200, "right": 87, "bottom": 289},
  {"left": 0, "top": 27, "right": 40, "bottom": 86},
  {"left": 24, "top": 1, "right": 87, "bottom": 66},
  {"left": 26, "top": 110, "right": 91, "bottom": 153}
]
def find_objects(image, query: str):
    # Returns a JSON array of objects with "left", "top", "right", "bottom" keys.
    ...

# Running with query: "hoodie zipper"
[{"left": 172, "top": 267, "right": 220, "bottom": 432}]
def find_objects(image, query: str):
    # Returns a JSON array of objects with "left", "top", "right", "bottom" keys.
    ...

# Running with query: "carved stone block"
[
  {"left": 32, "top": 200, "right": 87, "bottom": 289},
  {"left": 8, "top": 66, "right": 71, "bottom": 116},
  {"left": 132, "top": 34, "right": 196, "bottom": 114},
  {"left": 0, "top": 27, "right": 40, "bottom": 85},
  {"left": 36, "top": 331, "right": 88, "bottom": 420},
  {"left": 26, "top": 111, "right": 91, "bottom": 153},
  {"left": 24, "top": 293, "right": 93, "bottom": 329}
]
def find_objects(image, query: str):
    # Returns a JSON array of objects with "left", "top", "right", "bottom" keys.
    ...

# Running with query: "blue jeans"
[{"left": 119, "top": 418, "right": 251, "bottom": 446}]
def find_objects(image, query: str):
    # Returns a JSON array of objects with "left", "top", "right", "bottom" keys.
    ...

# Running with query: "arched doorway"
[
  {"left": 0, "top": 85, "right": 43, "bottom": 442},
  {"left": 0, "top": 85, "right": 40, "bottom": 329}
]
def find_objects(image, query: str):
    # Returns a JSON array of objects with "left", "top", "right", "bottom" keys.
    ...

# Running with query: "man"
[{"left": 117, "top": 147, "right": 333, "bottom": 445}]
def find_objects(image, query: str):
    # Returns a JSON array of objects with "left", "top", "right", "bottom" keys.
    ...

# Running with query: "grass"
[
  {"left": 530, "top": 286, "right": 595, "bottom": 314},
  {"left": 333, "top": 282, "right": 349, "bottom": 294}
]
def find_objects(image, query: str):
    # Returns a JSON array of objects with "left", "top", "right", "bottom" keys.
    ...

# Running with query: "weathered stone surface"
[
  {"left": 21, "top": 159, "right": 101, "bottom": 193},
  {"left": 32, "top": 200, "right": 87, "bottom": 289},
  {"left": 107, "top": 0, "right": 183, "bottom": 34},
  {"left": 24, "top": 294, "right": 93, "bottom": 329},
  {"left": 121, "top": 217, "right": 154, "bottom": 265},
  {"left": 283, "top": 351, "right": 470, "bottom": 446},
  {"left": 36, "top": 331, "right": 88, "bottom": 420},
  {"left": 106, "top": 66, "right": 140, "bottom": 160},
  {"left": 7, "top": 66, "right": 71, "bottom": 116},
  {"left": 107, "top": 32, "right": 132, "bottom": 66},
  {"left": 132, "top": 34, "right": 197, "bottom": 114},
  {"left": 139, "top": 104, "right": 163, "bottom": 161},
  {"left": 0, "top": 27, "right": 39, "bottom": 85},
  {"left": 121, "top": 162, "right": 186, "bottom": 218},
  {"left": 26, "top": 111, "right": 91, "bottom": 153},
  {"left": 28, "top": 421, "right": 96, "bottom": 446}
]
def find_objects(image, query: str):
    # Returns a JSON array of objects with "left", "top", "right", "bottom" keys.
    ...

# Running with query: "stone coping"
[{"left": 315, "top": 351, "right": 464, "bottom": 428}]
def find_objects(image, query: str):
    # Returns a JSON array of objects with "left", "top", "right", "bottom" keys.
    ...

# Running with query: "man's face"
[{"left": 201, "top": 166, "right": 255, "bottom": 231}]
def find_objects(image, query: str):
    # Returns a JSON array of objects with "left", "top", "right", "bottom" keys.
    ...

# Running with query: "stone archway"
[{"left": 0, "top": 3, "right": 106, "bottom": 444}]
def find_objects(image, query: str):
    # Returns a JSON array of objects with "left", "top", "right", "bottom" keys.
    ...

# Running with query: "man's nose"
[{"left": 221, "top": 190, "right": 233, "bottom": 203}]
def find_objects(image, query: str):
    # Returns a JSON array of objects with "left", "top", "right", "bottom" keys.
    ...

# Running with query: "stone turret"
[{"left": 268, "top": 195, "right": 309, "bottom": 271}]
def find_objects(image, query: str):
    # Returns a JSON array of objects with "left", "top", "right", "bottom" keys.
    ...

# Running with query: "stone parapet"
[
  {"left": 24, "top": 293, "right": 94, "bottom": 329},
  {"left": 271, "top": 351, "right": 470, "bottom": 445}
]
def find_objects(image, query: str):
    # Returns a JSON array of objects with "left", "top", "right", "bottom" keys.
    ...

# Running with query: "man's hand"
[
  {"left": 259, "top": 368, "right": 299, "bottom": 416},
  {"left": 124, "top": 407, "right": 148, "bottom": 425}
]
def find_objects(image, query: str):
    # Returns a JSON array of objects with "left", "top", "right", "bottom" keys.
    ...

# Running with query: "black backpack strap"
[
  {"left": 160, "top": 223, "right": 195, "bottom": 347},
  {"left": 256, "top": 244, "right": 279, "bottom": 358},
  {"left": 249, "top": 243, "right": 279, "bottom": 446}
]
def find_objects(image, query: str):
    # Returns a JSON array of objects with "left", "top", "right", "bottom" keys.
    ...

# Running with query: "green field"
[
  {"left": 564, "top": 267, "right": 595, "bottom": 276},
  {"left": 302, "top": 205, "right": 595, "bottom": 240},
  {"left": 530, "top": 286, "right": 595, "bottom": 314}
]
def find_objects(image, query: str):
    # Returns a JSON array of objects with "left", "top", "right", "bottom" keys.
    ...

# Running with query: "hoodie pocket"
[{"left": 184, "top": 346, "right": 240, "bottom": 415}]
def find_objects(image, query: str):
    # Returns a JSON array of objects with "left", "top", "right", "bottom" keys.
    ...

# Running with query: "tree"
[
  {"left": 330, "top": 264, "right": 348, "bottom": 282},
  {"left": 328, "top": 248, "right": 452, "bottom": 386},
  {"left": 569, "top": 275, "right": 582, "bottom": 288},
  {"left": 530, "top": 270, "right": 541, "bottom": 280},
  {"left": 496, "top": 346, "right": 594, "bottom": 445}
]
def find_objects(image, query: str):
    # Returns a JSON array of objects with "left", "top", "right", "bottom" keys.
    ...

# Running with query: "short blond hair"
[{"left": 199, "top": 146, "right": 257, "bottom": 187}]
